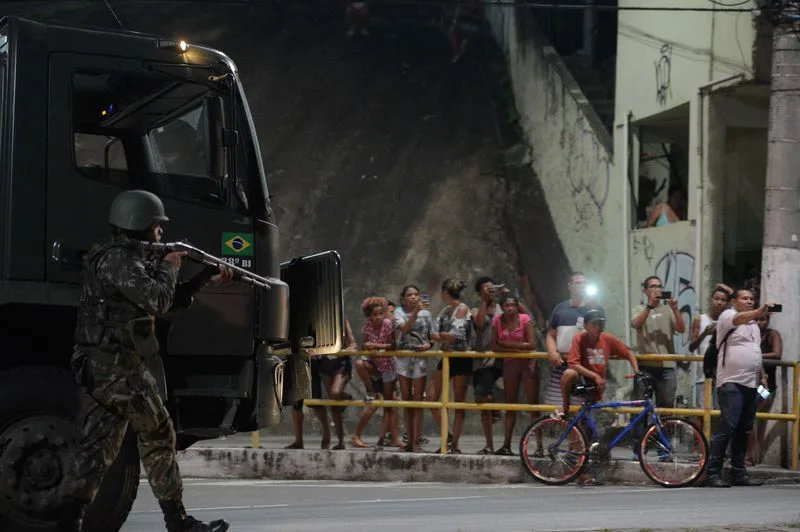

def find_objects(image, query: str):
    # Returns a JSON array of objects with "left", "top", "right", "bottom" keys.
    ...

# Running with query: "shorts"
[
  {"left": 437, "top": 356, "right": 473, "bottom": 377},
  {"left": 545, "top": 364, "right": 582, "bottom": 406},
  {"left": 396, "top": 356, "right": 427, "bottom": 379},
  {"left": 502, "top": 358, "right": 536, "bottom": 383},
  {"left": 473, "top": 367, "right": 502, "bottom": 398},
  {"left": 316, "top": 356, "right": 352, "bottom": 378},
  {"left": 308, "top": 357, "right": 352, "bottom": 398}
]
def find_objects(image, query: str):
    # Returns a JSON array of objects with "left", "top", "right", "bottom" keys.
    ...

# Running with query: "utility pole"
[{"left": 761, "top": 1, "right": 800, "bottom": 466}]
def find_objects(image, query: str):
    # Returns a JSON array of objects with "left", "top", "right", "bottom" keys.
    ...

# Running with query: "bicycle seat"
[{"left": 572, "top": 382, "right": 597, "bottom": 398}]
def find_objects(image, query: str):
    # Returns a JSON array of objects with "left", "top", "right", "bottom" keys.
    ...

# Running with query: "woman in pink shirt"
[{"left": 491, "top": 296, "right": 537, "bottom": 455}]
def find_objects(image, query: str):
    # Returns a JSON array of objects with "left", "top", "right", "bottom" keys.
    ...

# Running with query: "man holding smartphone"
[
  {"left": 706, "top": 289, "right": 771, "bottom": 487},
  {"left": 630, "top": 275, "right": 685, "bottom": 448}
]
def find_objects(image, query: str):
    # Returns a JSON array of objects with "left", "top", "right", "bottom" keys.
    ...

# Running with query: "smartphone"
[
  {"left": 420, "top": 294, "right": 430, "bottom": 308},
  {"left": 769, "top": 303, "right": 783, "bottom": 313},
  {"left": 660, "top": 290, "right": 672, "bottom": 299},
  {"left": 757, "top": 385, "right": 771, "bottom": 400}
]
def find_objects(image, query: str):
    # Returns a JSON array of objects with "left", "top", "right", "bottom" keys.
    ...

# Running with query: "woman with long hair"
[
  {"left": 394, "top": 285, "right": 434, "bottom": 452},
  {"left": 427, "top": 279, "right": 472, "bottom": 454}
]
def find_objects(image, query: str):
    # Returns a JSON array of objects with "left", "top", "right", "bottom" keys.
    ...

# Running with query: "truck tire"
[
  {"left": 0, "top": 366, "right": 139, "bottom": 532},
  {"left": 82, "top": 428, "right": 140, "bottom": 532}
]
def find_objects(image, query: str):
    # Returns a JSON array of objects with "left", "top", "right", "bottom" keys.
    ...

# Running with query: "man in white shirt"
[{"left": 705, "top": 289, "right": 769, "bottom": 488}]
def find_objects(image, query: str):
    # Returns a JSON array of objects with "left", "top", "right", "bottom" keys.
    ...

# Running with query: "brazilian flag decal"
[{"left": 222, "top": 232, "right": 254, "bottom": 256}]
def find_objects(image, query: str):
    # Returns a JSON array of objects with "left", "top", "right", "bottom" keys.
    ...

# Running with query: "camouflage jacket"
[{"left": 74, "top": 233, "right": 179, "bottom": 349}]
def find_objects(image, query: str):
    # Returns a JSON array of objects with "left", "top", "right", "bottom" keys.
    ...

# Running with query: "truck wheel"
[
  {"left": 0, "top": 366, "right": 139, "bottom": 532},
  {"left": 82, "top": 428, "right": 140, "bottom": 532}
]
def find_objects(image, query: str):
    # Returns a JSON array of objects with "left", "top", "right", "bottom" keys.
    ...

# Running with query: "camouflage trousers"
[{"left": 63, "top": 346, "right": 183, "bottom": 504}]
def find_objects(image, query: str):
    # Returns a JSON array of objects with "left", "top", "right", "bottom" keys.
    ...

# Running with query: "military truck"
[{"left": 0, "top": 16, "right": 342, "bottom": 532}]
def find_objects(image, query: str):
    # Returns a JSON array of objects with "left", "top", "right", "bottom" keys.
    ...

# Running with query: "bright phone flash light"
[{"left": 585, "top": 284, "right": 598, "bottom": 297}]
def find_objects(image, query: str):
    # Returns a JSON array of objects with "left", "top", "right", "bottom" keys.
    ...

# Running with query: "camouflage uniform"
[
  {"left": 59, "top": 189, "right": 229, "bottom": 532},
  {"left": 64, "top": 232, "right": 185, "bottom": 504}
]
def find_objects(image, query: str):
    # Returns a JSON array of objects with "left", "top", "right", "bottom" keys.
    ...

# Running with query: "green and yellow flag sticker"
[{"left": 221, "top": 232, "right": 254, "bottom": 257}]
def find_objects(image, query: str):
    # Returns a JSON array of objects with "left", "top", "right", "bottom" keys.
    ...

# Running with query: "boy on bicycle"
[{"left": 555, "top": 309, "right": 640, "bottom": 419}]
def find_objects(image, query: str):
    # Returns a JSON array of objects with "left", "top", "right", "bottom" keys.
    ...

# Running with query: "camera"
[
  {"left": 768, "top": 303, "right": 782, "bottom": 313},
  {"left": 659, "top": 290, "right": 672, "bottom": 299}
]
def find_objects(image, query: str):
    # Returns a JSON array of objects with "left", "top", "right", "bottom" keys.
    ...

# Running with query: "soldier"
[{"left": 59, "top": 190, "right": 231, "bottom": 531}]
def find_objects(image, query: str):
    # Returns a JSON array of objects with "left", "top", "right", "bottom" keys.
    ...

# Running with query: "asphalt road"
[{"left": 123, "top": 479, "right": 800, "bottom": 531}]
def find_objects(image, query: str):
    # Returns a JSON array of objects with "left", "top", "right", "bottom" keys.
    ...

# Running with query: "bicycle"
[{"left": 518, "top": 373, "right": 709, "bottom": 488}]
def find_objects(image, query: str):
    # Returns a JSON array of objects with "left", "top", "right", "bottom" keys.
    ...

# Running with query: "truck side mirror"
[{"left": 203, "top": 96, "right": 227, "bottom": 180}]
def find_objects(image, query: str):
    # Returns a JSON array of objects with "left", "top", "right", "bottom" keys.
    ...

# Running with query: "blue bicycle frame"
[{"left": 552, "top": 396, "right": 672, "bottom": 454}]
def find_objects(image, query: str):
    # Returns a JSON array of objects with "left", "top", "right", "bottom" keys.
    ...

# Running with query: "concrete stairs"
[{"left": 560, "top": 55, "right": 616, "bottom": 133}]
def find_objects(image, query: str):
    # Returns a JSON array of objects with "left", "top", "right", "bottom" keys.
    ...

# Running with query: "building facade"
[{"left": 615, "top": 1, "right": 774, "bottom": 412}]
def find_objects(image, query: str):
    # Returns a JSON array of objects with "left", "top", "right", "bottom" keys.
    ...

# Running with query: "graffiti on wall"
[
  {"left": 629, "top": 223, "right": 696, "bottom": 355},
  {"left": 654, "top": 250, "right": 696, "bottom": 355},
  {"left": 560, "top": 115, "right": 611, "bottom": 229},
  {"left": 632, "top": 233, "right": 655, "bottom": 264},
  {"left": 655, "top": 43, "right": 673, "bottom": 106}
]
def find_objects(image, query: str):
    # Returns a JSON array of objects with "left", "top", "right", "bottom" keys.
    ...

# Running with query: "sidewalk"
[{"left": 175, "top": 432, "right": 800, "bottom": 486}]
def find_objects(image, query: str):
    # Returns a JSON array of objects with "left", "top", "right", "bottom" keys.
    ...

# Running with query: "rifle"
[{"left": 139, "top": 240, "right": 274, "bottom": 290}]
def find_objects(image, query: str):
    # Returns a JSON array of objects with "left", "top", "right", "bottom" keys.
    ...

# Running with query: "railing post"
[
  {"left": 793, "top": 362, "right": 799, "bottom": 471},
  {"left": 703, "top": 378, "right": 712, "bottom": 442},
  {"left": 440, "top": 353, "right": 450, "bottom": 455}
]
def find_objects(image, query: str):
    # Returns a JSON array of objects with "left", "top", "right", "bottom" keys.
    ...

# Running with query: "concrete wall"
[
  {"left": 616, "top": 0, "right": 759, "bottom": 120},
  {"left": 484, "top": 2, "right": 625, "bottom": 337},
  {"left": 614, "top": 1, "right": 765, "bottom": 340}
]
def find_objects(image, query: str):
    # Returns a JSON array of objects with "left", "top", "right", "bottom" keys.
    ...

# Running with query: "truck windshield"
[{"left": 71, "top": 70, "right": 229, "bottom": 206}]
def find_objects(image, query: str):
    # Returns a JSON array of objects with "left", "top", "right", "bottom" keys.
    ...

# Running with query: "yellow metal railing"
[{"left": 254, "top": 350, "right": 800, "bottom": 470}]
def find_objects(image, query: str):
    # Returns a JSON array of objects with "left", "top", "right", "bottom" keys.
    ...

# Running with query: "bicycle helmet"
[{"left": 584, "top": 308, "right": 606, "bottom": 329}]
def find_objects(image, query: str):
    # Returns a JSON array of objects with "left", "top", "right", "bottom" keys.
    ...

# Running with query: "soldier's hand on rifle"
[
  {"left": 211, "top": 265, "right": 234, "bottom": 286},
  {"left": 164, "top": 251, "right": 188, "bottom": 270}
]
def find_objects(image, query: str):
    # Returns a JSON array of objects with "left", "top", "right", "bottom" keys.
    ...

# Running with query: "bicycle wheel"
[
  {"left": 638, "top": 417, "right": 709, "bottom": 488},
  {"left": 519, "top": 416, "right": 588, "bottom": 485}
]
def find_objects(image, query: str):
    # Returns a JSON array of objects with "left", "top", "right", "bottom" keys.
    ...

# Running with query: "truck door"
[{"left": 46, "top": 52, "right": 256, "bottom": 366}]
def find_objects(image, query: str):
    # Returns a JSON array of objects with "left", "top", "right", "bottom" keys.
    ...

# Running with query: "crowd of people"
[{"left": 283, "top": 270, "right": 783, "bottom": 486}]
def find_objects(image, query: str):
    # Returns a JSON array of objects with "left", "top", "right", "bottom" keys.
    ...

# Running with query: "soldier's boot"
[
  {"left": 57, "top": 498, "right": 87, "bottom": 532},
  {"left": 159, "top": 499, "right": 230, "bottom": 532}
]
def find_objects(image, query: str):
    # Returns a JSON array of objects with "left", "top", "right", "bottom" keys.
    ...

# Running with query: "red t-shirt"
[{"left": 567, "top": 332, "right": 631, "bottom": 396}]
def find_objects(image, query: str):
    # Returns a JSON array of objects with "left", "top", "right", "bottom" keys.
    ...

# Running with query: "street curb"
[{"left": 171, "top": 447, "right": 800, "bottom": 486}]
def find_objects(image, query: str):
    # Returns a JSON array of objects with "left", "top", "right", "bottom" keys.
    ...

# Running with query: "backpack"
[{"left": 702, "top": 327, "right": 736, "bottom": 379}]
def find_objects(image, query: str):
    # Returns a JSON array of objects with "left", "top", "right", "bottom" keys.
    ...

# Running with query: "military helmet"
[
  {"left": 108, "top": 190, "right": 169, "bottom": 231},
  {"left": 584, "top": 308, "right": 606, "bottom": 327}
]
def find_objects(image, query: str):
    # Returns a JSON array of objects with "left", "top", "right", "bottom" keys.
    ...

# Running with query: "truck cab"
[{"left": 0, "top": 16, "right": 343, "bottom": 532}]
